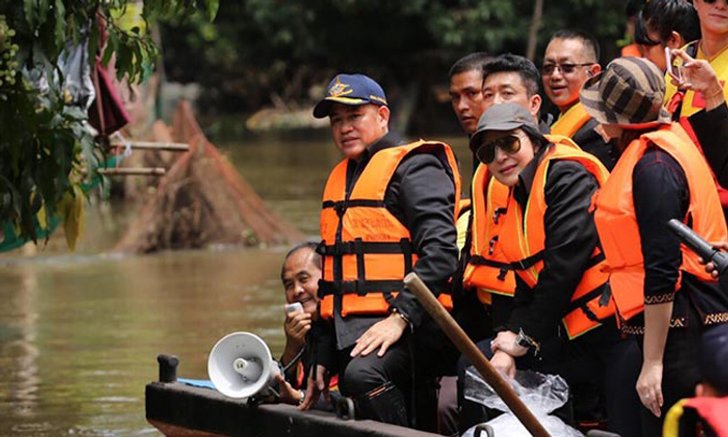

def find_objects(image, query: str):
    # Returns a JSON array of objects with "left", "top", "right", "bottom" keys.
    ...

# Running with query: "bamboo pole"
[
  {"left": 108, "top": 141, "right": 190, "bottom": 152},
  {"left": 98, "top": 167, "right": 166, "bottom": 176},
  {"left": 403, "top": 272, "right": 551, "bottom": 437}
]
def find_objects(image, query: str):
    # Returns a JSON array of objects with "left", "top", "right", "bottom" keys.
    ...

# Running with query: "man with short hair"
[
  {"left": 276, "top": 242, "right": 324, "bottom": 406},
  {"left": 449, "top": 52, "right": 492, "bottom": 137},
  {"left": 301, "top": 73, "right": 461, "bottom": 431},
  {"left": 482, "top": 53, "right": 543, "bottom": 122},
  {"left": 541, "top": 30, "right": 617, "bottom": 170}
]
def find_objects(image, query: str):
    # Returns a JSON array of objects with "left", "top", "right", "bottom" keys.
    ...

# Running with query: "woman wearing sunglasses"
[
  {"left": 581, "top": 56, "right": 728, "bottom": 435},
  {"left": 465, "top": 102, "right": 642, "bottom": 436}
]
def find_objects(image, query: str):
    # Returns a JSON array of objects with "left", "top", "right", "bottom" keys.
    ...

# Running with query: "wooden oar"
[{"left": 403, "top": 272, "right": 551, "bottom": 437}]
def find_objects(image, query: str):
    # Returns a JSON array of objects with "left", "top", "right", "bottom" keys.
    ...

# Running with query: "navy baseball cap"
[
  {"left": 701, "top": 324, "right": 728, "bottom": 394},
  {"left": 313, "top": 73, "right": 388, "bottom": 119}
]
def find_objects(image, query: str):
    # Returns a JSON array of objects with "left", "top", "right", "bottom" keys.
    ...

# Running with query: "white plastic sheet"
[{"left": 462, "top": 368, "right": 583, "bottom": 437}]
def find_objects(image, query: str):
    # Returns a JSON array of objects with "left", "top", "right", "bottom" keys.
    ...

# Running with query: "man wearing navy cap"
[{"left": 301, "top": 73, "right": 461, "bottom": 430}]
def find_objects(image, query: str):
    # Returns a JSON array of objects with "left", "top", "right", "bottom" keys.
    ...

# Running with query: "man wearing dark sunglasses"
[{"left": 541, "top": 30, "right": 617, "bottom": 170}]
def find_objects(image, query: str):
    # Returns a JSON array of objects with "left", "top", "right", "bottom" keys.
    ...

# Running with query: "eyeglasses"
[
  {"left": 476, "top": 135, "right": 522, "bottom": 164},
  {"left": 541, "top": 63, "right": 594, "bottom": 76}
]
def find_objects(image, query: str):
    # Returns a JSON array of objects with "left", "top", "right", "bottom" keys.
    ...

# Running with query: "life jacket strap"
[
  {"left": 318, "top": 239, "right": 413, "bottom": 256},
  {"left": 322, "top": 199, "right": 386, "bottom": 216}
]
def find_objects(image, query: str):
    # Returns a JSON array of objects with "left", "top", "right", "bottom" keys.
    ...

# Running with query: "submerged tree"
[{"left": 0, "top": 0, "right": 218, "bottom": 249}]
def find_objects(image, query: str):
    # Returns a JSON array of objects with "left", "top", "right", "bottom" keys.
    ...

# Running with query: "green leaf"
[
  {"left": 53, "top": 0, "right": 66, "bottom": 49},
  {"left": 37, "top": 0, "right": 49, "bottom": 28},
  {"left": 23, "top": 0, "right": 36, "bottom": 30},
  {"left": 205, "top": 0, "right": 219, "bottom": 22}
]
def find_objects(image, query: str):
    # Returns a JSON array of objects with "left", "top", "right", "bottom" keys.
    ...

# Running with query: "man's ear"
[
  {"left": 377, "top": 105, "right": 391, "bottom": 129},
  {"left": 529, "top": 94, "right": 542, "bottom": 120},
  {"left": 587, "top": 63, "right": 602, "bottom": 78}
]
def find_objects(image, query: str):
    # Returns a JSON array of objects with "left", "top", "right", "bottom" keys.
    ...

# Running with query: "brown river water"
[{"left": 0, "top": 130, "right": 471, "bottom": 436}]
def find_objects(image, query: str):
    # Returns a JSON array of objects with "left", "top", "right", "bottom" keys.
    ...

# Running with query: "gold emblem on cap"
[{"left": 328, "top": 77, "right": 353, "bottom": 97}]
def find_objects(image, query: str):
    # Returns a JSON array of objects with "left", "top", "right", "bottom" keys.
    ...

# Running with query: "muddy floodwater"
[{"left": 0, "top": 130, "right": 470, "bottom": 435}]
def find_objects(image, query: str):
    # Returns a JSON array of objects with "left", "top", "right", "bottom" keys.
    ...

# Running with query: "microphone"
[{"left": 667, "top": 219, "right": 728, "bottom": 276}]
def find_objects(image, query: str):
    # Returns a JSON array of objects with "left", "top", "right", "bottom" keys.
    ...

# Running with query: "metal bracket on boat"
[
  {"left": 334, "top": 395, "right": 355, "bottom": 421},
  {"left": 474, "top": 424, "right": 495, "bottom": 437},
  {"left": 157, "top": 354, "right": 179, "bottom": 383}
]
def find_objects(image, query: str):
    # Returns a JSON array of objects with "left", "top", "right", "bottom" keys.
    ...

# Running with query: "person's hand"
[
  {"left": 490, "top": 350, "right": 516, "bottom": 379},
  {"left": 670, "top": 49, "right": 724, "bottom": 108},
  {"left": 350, "top": 313, "right": 407, "bottom": 358},
  {"left": 490, "top": 330, "right": 529, "bottom": 357},
  {"left": 274, "top": 373, "right": 304, "bottom": 405},
  {"left": 702, "top": 240, "right": 728, "bottom": 277},
  {"left": 284, "top": 310, "right": 312, "bottom": 349},
  {"left": 299, "top": 364, "right": 330, "bottom": 411},
  {"left": 636, "top": 359, "right": 664, "bottom": 417}
]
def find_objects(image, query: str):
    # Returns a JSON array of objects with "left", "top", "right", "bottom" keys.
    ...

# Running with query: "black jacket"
[
  {"left": 313, "top": 131, "right": 459, "bottom": 368},
  {"left": 495, "top": 143, "right": 603, "bottom": 342}
]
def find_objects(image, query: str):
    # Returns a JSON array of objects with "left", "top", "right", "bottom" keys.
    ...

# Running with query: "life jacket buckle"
[
  {"left": 497, "top": 268, "right": 508, "bottom": 281},
  {"left": 334, "top": 201, "right": 347, "bottom": 217}
]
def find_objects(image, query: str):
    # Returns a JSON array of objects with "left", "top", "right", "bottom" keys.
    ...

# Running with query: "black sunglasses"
[
  {"left": 476, "top": 135, "right": 522, "bottom": 164},
  {"left": 541, "top": 63, "right": 594, "bottom": 75}
]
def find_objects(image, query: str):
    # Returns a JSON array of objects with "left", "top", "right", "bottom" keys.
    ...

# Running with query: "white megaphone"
[{"left": 207, "top": 332, "right": 280, "bottom": 400}]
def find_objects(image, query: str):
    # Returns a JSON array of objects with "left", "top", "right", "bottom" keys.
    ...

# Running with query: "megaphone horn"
[{"left": 207, "top": 332, "right": 280, "bottom": 400}]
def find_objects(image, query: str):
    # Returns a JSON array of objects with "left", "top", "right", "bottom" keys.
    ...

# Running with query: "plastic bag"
[{"left": 462, "top": 367, "right": 584, "bottom": 437}]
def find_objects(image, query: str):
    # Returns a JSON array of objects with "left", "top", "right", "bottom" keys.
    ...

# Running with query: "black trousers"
[
  {"left": 457, "top": 321, "right": 644, "bottom": 437},
  {"left": 336, "top": 318, "right": 459, "bottom": 431}
]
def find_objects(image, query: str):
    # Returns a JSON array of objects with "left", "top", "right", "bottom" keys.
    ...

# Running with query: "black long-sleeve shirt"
[
  {"left": 622, "top": 146, "right": 728, "bottom": 334},
  {"left": 499, "top": 144, "right": 603, "bottom": 342},
  {"left": 315, "top": 131, "right": 459, "bottom": 357},
  {"left": 572, "top": 118, "right": 619, "bottom": 171}
]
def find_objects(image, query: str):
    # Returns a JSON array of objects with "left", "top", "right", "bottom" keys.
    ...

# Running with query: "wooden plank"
[
  {"left": 145, "top": 382, "right": 441, "bottom": 437},
  {"left": 109, "top": 141, "right": 190, "bottom": 152},
  {"left": 98, "top": 167, "right": 166, "bottom": 176}
]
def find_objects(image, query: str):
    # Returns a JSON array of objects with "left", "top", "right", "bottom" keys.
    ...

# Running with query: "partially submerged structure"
[{"left": 115, "top": 101, "right": 303, "bottom": 253}]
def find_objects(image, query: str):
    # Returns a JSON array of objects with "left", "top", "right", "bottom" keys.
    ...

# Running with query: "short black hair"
[
  {"left": 281, "top": 241, "right": 321, "bottom": 280},
  {"left": 642, "top": 0, "right": 700, "bottom": 45},
  {"left": 449, "top": 52, "right": 492, "bottom": 79},
  {"left": 549, "top": 29, "right": 600, "bottom": 63},
  {"left": 482, "top": 53, "right": 540, "bottom": 97}
]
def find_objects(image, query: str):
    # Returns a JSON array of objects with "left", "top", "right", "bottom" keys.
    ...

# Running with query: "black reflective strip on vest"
[
  {"left": 322, "top": 199, "right": 386, "bottom": 216},
  {"left": 355, "top": 238, "right": 367, "bottom": 296},
  {"left": 319, "top": 241, "right": 412, "bottom": 256},
  {"left": 565, "top": 283, "right": 610, "bottom": 322},
  {"left": 318, "top": 279, "right": 407, "bottom": 296},
  {"left": 400, "top": 238, "right": 413, "bottom": 273},
  {"left": 509, "top": 250, "right": 545, "bottom": 271},
  {"left": 468, "top": 255, "right": 512, "bottom": 269}
]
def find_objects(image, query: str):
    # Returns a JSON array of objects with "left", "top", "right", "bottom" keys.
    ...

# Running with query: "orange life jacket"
[
  {"left": 664, "top": 397, "right": 728, "bottom": 437},
  {"left": 318, "top": 140, "right": 461, "bottom": 319},
  {"left": 594, "top": 123, "right": 727, "bottom": 323},
  {"left": 498, "top": 135, "right": 615, "bottom": 339},
  {"left": 550, "top": 102, "right": 591, "bottom": 138},
  {"left": 462, "top": 164, "right": 516, "bottom": 304}
]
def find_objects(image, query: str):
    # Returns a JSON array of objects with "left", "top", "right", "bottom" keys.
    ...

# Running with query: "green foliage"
[
  {"left": 0, "top": 0, "right": 219, "bottom": 248},
  {"left": 161, "top": 0, "right": 626, "bottom": 115}
]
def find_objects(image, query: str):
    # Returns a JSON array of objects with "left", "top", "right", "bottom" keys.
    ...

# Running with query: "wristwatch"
[{"left": 515, "top": 328, "right": 540, "bottom": 355}]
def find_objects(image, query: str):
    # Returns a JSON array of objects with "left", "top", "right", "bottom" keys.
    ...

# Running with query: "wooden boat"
[{"left": 145, "top": 355, "right": 441, "bottom": 437}]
